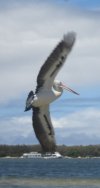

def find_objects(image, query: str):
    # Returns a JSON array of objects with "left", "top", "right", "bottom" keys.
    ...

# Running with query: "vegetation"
[
  {"left": 0, "top": 145, "right": 41, "bottom": 157},
  {"left": 57, "top": 145, "right": 100, "bottom": 158},
  {"left": 0, "top": 144, "right": 100, "bottom": 158}
]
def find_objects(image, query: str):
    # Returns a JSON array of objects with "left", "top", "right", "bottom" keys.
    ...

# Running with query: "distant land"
[{"left": 0, "top": 145, "right": 100, "bottom": 158}]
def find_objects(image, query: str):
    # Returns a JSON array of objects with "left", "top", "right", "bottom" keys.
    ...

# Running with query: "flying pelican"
[{"left": 25, "top": 32, "right": 79, "bottom": 152}]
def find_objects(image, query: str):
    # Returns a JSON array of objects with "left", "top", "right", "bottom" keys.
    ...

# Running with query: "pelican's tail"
[
  {"left": 24, "top": 91, "right": 34, "bottom": 112},
  {"left": 27, "top": 91, "right": 34, "bottom": 99}
]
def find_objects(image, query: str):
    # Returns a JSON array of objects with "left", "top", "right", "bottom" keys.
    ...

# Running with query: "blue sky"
[
  {"left": 68, "top": 0, "right": 100, "bottom": 9},
  {"left": 0, "top": 0, "right": 100, "bottom": 146}
]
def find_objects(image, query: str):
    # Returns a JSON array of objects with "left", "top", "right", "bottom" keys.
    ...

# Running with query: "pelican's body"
[
  {"left": 30, "top": 81, "right": 63, "bottom": 107},
  {"left": 25, "top": 32, "right": 78, "bottom": 152}
]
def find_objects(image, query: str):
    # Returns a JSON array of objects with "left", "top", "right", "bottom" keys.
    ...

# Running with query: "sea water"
[{"left": 0, "top": 158, "right": 100, "bottom": 188}]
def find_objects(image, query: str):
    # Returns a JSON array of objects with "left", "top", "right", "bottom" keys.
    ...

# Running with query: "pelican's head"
[
  {"left": 53, "top": 80, "right": 79, "bottom": 95},
  {"left": 24, "top": 91, "right": 34, "bottom": 112}
]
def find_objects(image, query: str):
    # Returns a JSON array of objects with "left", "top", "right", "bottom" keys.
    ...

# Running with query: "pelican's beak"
[{"left": 60, "top": 83, "right": 79, "bottom": 95}]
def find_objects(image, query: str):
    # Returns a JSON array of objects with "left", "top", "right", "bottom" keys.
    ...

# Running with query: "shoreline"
[
  {"left": 1, "top": 156, "right": 100, "bottom": 159},
  {"left": 1, "top": 144, "right": 100, "bottom": 158}
]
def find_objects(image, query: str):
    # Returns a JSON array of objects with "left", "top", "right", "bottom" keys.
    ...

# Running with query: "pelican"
[{"left": 25, "top": 32, "right": 79, "bottom": 152}]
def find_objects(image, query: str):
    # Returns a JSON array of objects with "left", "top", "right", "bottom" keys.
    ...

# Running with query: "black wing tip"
[{"left": 63, "top": 31, "right": 76, "bottom": 47}]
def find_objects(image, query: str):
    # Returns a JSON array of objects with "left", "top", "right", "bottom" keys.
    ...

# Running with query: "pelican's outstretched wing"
[
  {"left": 32, "top": 105, "right": 56, "bottom": 152},
  {"left": 35, "top": 32, "right": 76, "bottom": 93}
]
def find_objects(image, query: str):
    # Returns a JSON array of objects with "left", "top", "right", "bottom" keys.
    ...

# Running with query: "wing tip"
[{"left": 63, "top": 31, "right": 76, "bottom": 47}]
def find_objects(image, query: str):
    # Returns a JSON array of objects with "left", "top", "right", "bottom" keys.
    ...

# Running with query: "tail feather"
[
  {"left": 27, "top": 91, "right": 34, "bottom": 99},
  {"left": 24, "top": 91, "right": 34, "bottom": 111}
]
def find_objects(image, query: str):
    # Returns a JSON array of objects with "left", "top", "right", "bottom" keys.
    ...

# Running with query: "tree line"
[
  {"left": 57, "top": 145, "right": 100, "bottom": 157},
  {"left": 0, "top": 144, "right": 100, "bottom": 157}
]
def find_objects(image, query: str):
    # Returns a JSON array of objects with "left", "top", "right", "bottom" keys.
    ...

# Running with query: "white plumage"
[{"left": 25, "top": 31, "right": 78, "bottom": 152}]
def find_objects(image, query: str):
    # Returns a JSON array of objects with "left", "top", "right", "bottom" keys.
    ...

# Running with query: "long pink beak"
[{"left": 60, "top": 83, "right": 79, "bottom": 95}]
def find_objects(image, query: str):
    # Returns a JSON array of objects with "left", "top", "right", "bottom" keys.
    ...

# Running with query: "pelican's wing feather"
[
  {"left": 32, "top": 105, "right": 56, "bottom": 152},
  {"left": 35, "top": 32, "right": 76, "bottom": 93}
]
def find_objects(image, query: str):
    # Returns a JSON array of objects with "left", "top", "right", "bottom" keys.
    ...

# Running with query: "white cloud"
[
  {"left": 53, "top": 108, "right": 100, "bottom": 132},
  {"left": 0, "top": 1, "right": 100, "bottom": 146},
  {"left": 0, "top": 116, "right": 38, "bottom": 144},
  {"left": 0, "top": 1, "right": 100, "bottom": 104},
  {"left": 53, "top": 108, "right": 100, "bottom": 145},
  {"left": 0, "top": 108, "right": 100, "bottom": 145}
]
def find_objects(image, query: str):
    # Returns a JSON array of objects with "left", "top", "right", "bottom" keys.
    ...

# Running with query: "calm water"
[{"left": 0, "top": 158, "right": 100, "bottom": 188}]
